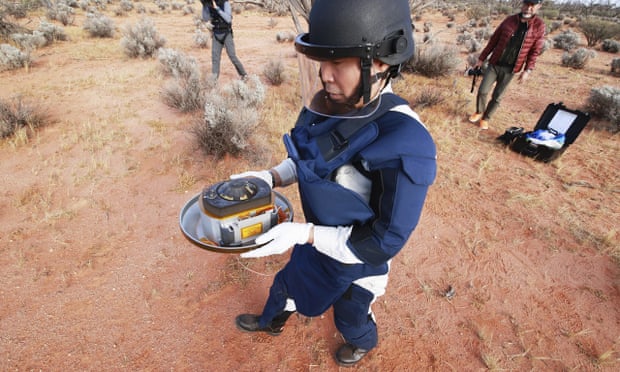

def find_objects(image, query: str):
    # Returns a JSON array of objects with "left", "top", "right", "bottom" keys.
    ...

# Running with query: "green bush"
[{"left": 579, "top": 18, "right": 620, "bottom": 47}]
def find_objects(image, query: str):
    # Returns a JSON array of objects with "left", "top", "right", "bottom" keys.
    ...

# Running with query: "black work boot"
[
  {"left": 235, "top": 311, "right": 293, "bottom": 336},
  {"left": 335, "top": 343, "right": 369, "bottom": 367}
]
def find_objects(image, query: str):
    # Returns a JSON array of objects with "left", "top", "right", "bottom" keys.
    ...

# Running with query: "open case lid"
[{"left": 533, "top": 102, "right": 590, "bottom": 145}]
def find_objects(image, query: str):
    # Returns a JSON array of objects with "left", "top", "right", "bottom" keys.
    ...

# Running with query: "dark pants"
[
  {"left": 259, "top": 272, "right": 379, "bottom": 350},
  {"left": 476, "top": 64, "right": 515, "bottom": 120},
  {"left": 211, "top": 32, "right": 246, "bottom": 79}
]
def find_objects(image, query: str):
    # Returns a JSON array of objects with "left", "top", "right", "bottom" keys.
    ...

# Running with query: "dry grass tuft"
[{"left": 0, "top": 95, "right": 49, "bottom": 139}]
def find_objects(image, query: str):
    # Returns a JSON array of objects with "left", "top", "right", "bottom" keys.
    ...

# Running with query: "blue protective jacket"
[{"left": 278, "top": 93, "right": 436, "bottom": 316}]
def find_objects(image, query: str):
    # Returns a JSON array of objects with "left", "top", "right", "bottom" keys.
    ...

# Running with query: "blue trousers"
[{"left": 258, "top": 249, "right": 379, "bottom": 350}]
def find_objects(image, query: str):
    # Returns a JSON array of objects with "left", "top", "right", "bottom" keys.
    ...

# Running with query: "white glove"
[
  {"left": 241, "top": 222, "right": 313, "bottom": 258},
  {"left": 230, "top": 170, "right": 273, "bottom": 188},
  {"left": 205, "top": 21, "right": 214, "bottom": 31}
]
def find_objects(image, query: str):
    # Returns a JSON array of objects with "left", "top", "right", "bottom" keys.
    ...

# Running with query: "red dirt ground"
[{"left": 1, "top": 5, "right": 619, "bottom": 371}]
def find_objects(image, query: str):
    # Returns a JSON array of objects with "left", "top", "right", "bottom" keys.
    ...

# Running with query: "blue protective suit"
[{"left": 259, "top": 92, "right": 436, "bottom": 349}]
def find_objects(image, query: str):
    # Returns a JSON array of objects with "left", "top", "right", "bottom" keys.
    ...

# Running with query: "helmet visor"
[{"left": 296, "top": 51, "right": 381, "bottom": 119}]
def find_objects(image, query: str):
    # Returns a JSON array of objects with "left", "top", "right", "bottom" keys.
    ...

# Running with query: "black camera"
[{"left": 467, "top": 67, "right": 483, "bottom": 76}]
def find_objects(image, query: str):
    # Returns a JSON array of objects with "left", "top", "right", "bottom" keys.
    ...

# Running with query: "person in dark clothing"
[
  {"left": 201, "top": 0, "right": 247, "bottom": 80},
  {"left": 229, "top": 0, "right": 436, "bottom": 367},
  {"left": 469, "top": 0, "right": 546, "bottom": 129}
]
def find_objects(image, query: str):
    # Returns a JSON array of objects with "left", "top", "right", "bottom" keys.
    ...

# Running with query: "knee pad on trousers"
[{"left": 334, "top": 284, "right": 378, "bottom": 350}]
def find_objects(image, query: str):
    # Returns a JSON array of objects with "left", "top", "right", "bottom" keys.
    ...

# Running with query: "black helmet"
[
  {"left": 294, "top": 0, "right": 414, "bottom": 110},
  {"left": 296, "top": 0, "right": 414, "bottom": 66}
]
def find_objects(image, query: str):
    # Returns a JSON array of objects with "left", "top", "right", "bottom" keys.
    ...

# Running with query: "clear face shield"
[{"left": 295, "top": 36, "right": 382, "bottom": 119}]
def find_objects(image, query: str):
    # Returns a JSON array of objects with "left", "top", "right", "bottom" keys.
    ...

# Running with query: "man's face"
[
  {"left": 319, "top": 57, "right": 363, "bottom": 108},
  {"left": 318, "top": 57, "right": 388, "bottom": 112},
  {"left": 521, "top": 1, "right": 542, "bottom": 18}
]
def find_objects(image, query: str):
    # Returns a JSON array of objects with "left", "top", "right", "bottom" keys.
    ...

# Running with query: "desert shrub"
[
  {"left": 553, "top": 29, "right": 580, "bottom": 51},
  {"left": 37, "top": 20, "right": 67, "bottom": 43},
  {"left": 158, "top": 48, "right": 203, "bottom": 112},
  {"left": 157, "top": 47, "right": 198, "bottom": 79},
  {"left": 579, "top": 18, "right": 620, "bottom": 47},
  {"left": 474, "top": 27, "right": 491, "bottom": 41},
  {"left": 223, "top": 75, "right": 265, "bottom": 108},
  {"left": 155, "top": 0, "right": 168, "bottom": 11},
  {"left": 276, "top": 31, "right": 295, "bottom": 43},
  {"left": 78, "top": 0, "right": 89, "bottom": 11},
  {"left": 465, "top": 5, "right": 488, "bottom": 20},
  {"left": 119, "top": 0, "right": 133, "bottom": 12},
  {"left": 192, "top": 75, "right": 265, "bottom": 158},
  {"left": 465, "top": 38, "right": 481, "bottom": 53},
  {"left": 586, "top": 86, "right": 620, "bottom": 131},
  {"left": 466, "top": 53, "right": 479, "bottom": 67},
  {"left": 0, "top": 96, "right": 49, "bottom": 138},
  {"left": 3, "top": 1, "right": 29, "bottom": 18},
  {"left": 161, "top": 70, "right": 204, "bottom": 112},
  {"left": 561, "top": 47, "right": 596, "bottom": 69},
  {"left": 11, "top": 32, "right": 48, "bottom": 50},
  {"left": 495, "top": 4, "right": 512, "bottom": 15},
  {"left": 83, "top": 13, "right": 115, "bottom": 37},
  {"left": 182, "top": 5, "right": 194, "bottom": 15},
  {"left": 403, "top": 43, "right": 460, "bottom": 78},
  {"left": 263, "top": 59, "right": 285, "bottom": 86},
  {"left": 262, "top": 0, "right": 288, "bottom": 16},
  {"left": 113, "top": 7, "right": 126, "bottom": 16},
  {"left": 541, "top": 8, "right": 560, "bottom": 20},
  {"left": 412, "top": 87, "right": 445, "bottom": 109},
  {"left": 540, "top": 38, "right": 553, "bottom": 54},
  {"left": 612, "top": 58, "right": 620, "bottom": 74},
  {"left": 456, "top": 32, "right": 473, "bottom": 45},
  {"left": 120, "top": 18, "right": 166, "bottom": 58},
  {"left": 0, "top": 43, "right": 29, "bottom": 71},
  {"left": 46, "top": 2, "right": 75, "bottom": 26},
  {"left": 193, "top": 28, "right": 209, "bottom": 48},
  {"left": 602, "top": 39, "right": 620, "bottom": 54},
  {"left": 548, "top": 20, "right": 562, "bottom": 33}
]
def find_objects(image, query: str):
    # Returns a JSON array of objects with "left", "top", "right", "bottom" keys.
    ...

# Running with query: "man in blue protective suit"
[{"left": 231, "top": 0, "right": 436, "bottom": 366}]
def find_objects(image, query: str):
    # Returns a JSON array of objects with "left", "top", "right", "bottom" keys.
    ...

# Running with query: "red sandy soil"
[{"left": 1, "top": 5, "right": 619, "bottom": 371}]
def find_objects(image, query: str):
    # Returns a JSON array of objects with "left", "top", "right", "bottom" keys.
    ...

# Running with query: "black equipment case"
[{"left": 498, "top": 102, "right": 590, "bottom": 162}]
